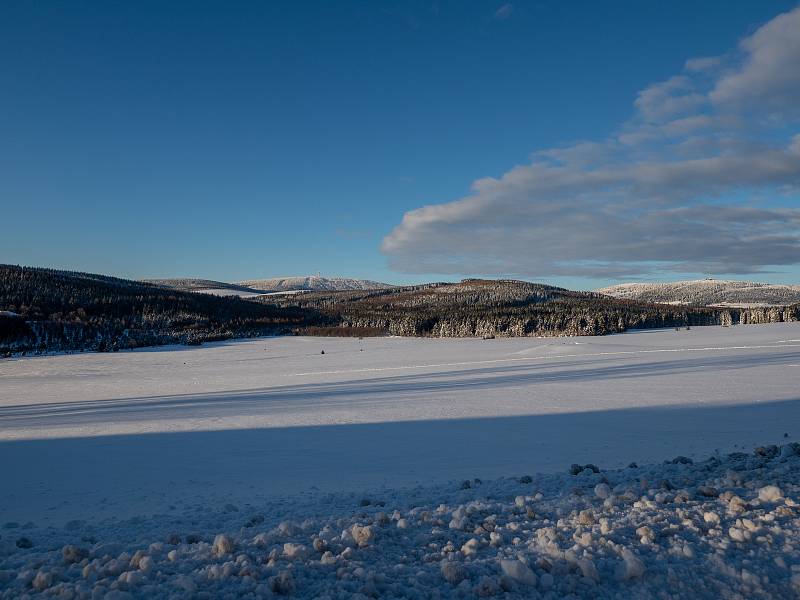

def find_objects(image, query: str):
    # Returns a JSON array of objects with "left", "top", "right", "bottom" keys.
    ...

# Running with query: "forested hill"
[
  {"left": 2, "top": 270, "right": 798, "bottom": 355},
  {"left": 266, "top": 279, "right": 800, "bottom": 338},
  {"left": 0, "top": 265, "right": 308, "bottom": 355},
  {"left": 597, "top": 279, "right": 800, "bottom": 307}
]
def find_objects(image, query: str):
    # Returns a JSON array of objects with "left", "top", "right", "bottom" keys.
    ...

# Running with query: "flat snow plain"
[
  {"left": 1, "top": 323, "right": 800, "bottom": 526},
  {"left": 1, "top": 324, "right": 800, "bottom": 598}
]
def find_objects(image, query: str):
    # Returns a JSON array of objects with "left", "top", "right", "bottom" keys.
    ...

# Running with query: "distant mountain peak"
[{"left": 235, "top": 276, "right": 392, "bottom": 292}]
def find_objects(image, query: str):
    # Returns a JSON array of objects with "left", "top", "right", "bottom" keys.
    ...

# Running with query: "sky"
[{"left": 1, "top": 1, "right": 799, "bottom": 290}]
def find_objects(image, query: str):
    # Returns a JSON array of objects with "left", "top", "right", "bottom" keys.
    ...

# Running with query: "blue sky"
[{"left": 1, "top": 1, "right": 798, "bottom": 289}]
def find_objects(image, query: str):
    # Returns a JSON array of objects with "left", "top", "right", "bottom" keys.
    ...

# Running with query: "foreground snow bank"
[{"left": 2, "top": 444, "right": 799, "bottom": 599}]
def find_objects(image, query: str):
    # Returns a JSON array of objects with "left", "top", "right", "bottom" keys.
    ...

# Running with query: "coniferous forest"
[
  {"left": 0, "top": 265, "right": 308, "bottom": 355},
  {"left": 1, "top": 266, "right": 797, "bottom": 355}
]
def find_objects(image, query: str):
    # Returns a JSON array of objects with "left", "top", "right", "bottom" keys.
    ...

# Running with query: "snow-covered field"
[{"left": 1, "top": 324, "right": 799, "bottom": 597}]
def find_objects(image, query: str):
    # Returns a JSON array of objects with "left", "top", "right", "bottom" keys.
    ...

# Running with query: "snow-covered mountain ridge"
[
  {"left": 597, "top": 279, "right": 800, "bottom": 307},
  {"left": 146, "top": 276, "right": 392, "bottom": 294},
  {"left": 236, "top": 276, "right": 391, "bottom": 292}
]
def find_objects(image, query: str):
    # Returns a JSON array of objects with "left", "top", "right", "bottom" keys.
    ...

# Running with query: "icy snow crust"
[{"left": 1, "top": 445, "right": 799, "bottom": 598}]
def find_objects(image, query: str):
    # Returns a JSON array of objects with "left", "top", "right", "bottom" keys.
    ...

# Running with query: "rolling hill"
[
  {"left": 265, "top": 278, "right": 799, "bottom": 337},
  {"left": 597, "top": 279, "right": 800, "bottom": 307},
  {"left": 236, "top": 275, "right": 392, "bottom": 292},
  {"left": 147, "top": 276, "right": 392, "bottom": 296},
  {"left": 144, "top": 278, "right": 262, "bottom": 296},
  {"left": 1, "top": 265, "right": 308, "bottom": 354}
]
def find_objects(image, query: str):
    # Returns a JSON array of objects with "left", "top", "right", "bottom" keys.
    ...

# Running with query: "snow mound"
[{"left": 1, "top": 443, "right": 799, "bottom": 598}]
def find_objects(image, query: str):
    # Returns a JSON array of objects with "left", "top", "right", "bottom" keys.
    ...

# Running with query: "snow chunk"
[
  {"left": 283, "top": 543, "right": 309, "bottom": 560},
  {"left": 350, "top": 524, "right": 375, "bottom": 547},
  {"left": 499, "top": 559, "right": 537, "bottom": 586},
  {"left": 212, "top": 534, "right": 235, "bottom": 556},
  {"left": 757, "top": 485, "right": 783, "bottom": 502},
  {"left": 594, "top": 483, "right": 611, "bottom": 499},
  {"left": 461, "top": 538, "right": 480, "bottom": 557},
  {"left": 615, "top": 548, "right": 645, "bottom": 581},
  {"left": 441, "top": 561, "right": 467, "bottom": 585},
  {"left": 32, "top": 570, "right": 53, "bottom": 591}
]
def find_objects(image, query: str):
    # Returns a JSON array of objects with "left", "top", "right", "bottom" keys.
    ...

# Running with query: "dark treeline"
[
  {"left": 3, "top": 270, "right": 797, "bottom": 355},
  {"left": 0, "top": 265, "right": 309, "bottom": 355},
  {"left": 273, "top": 279, "right": 800, "bottom": 338}
]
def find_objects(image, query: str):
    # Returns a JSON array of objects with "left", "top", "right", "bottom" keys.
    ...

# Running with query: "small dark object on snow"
[
  {"left": 569, "top": 463, "right": 600, "bottom": 475},
  {"left": 785, "top": 433, "right": 789, "bottom": 438},
  {"left": 245, "top": 515, "right": 265, "bottom": 527},
  {"left": 754, "top": 445, "right": 779, "bottom": 458},
  {"left": 186, "top": 534, "right": 202, "bottom": 544},
  {"left": 482, "top": 335, "right": 495, "bottom": 340},
  {"left": 63, "top": 545, "right": 89, "bottom": 564},
  {"left": 526, "top": 507, "right": 536, "bottom": 519},
  {"left": 16, "top": 537, "right": 33, "bottom": 549},
  {"left": 659, "top": 479, "right": 674, "bottom": 490},
  {"left": 460, "top": 480, "right": 472, "bottom": 490},
  {"left": 320, "top": 350, "right": 325, "bottom": 354},
  {"left": 269, "top": 570, "right": 294, "bottom": 595},
  {"left": 670, "top": 456, "right": 693, "bottom": 465},
  {"left": 360, "top": 499, "right": 371, "bottom": 506},
  {"left": 519, "top": 475, "right": 533, "bottom": 484},
  {"left": 313, "top": 537, "right": 327, "bottom": 552},
  {"left": 473, "top": 478, "right": 482, "bottom": 486},
  {"left": 697, "top": 486, "right": 719, "bottom": 497},
  {"left": 166, "top": 534, "right": 182, "bottom": 545},
  {"left": 628, "top": 462, "right": 638, "bottom": 469}
]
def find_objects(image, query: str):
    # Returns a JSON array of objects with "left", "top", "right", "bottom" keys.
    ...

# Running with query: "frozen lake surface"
[{"left": 1, "top": 323, "right": 799, "bottom": 525}]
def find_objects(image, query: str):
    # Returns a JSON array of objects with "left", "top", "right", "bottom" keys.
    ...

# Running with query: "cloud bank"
[{"left": 382, "top": 7, "right": 800, "bottom": 279}]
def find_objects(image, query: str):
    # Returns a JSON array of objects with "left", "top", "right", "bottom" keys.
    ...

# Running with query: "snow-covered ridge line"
[
  {"left": 236, "top": 276, "right": 393, "bottom": 293},
  {"left": 1, "top": 443, "right": 798, "bottom": 598},
  {"left": 597, "top": 279, "right": 800, "bottom": 308},
  {"left": 143, "top": 276, "right": 393, "bottom": 297}
]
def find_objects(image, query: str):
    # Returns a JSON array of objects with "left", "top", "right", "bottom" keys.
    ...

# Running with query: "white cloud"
[
  {"left": 710, "top": 7, "right": 800, "bottom": 117},
  {"left": 684, "top": 55, "right": 723, "bottom": 73},
  {"left": 633, "top": 76, "right": 706, "bottom": 122},
  {"left": 382, "top": 7, "right": 800, "bottom": 279},
  {"left": 494, "top": 3, "right": 513, "bottom": 21}
]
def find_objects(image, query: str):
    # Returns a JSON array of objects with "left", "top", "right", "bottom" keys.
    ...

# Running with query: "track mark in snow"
[{"left": 286, "top": 342, "right": 800, "bottom": 377}]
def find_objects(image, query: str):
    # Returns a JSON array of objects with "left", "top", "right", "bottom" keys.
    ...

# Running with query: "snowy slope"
[
  {"left": 236, "top": 275, "right": 392, "bottom": 292},
  {"left": 1, "top": 442, "right": 799, "bottom": 598},
  {"left": 597, "top": 279, "right": 800, "bottom": 307},
  {"left": 2, "top": 323, "right": 799, "bottom": 525},
  {"left": 1, "top": 324, "right": 800, "bottom": 597}
]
